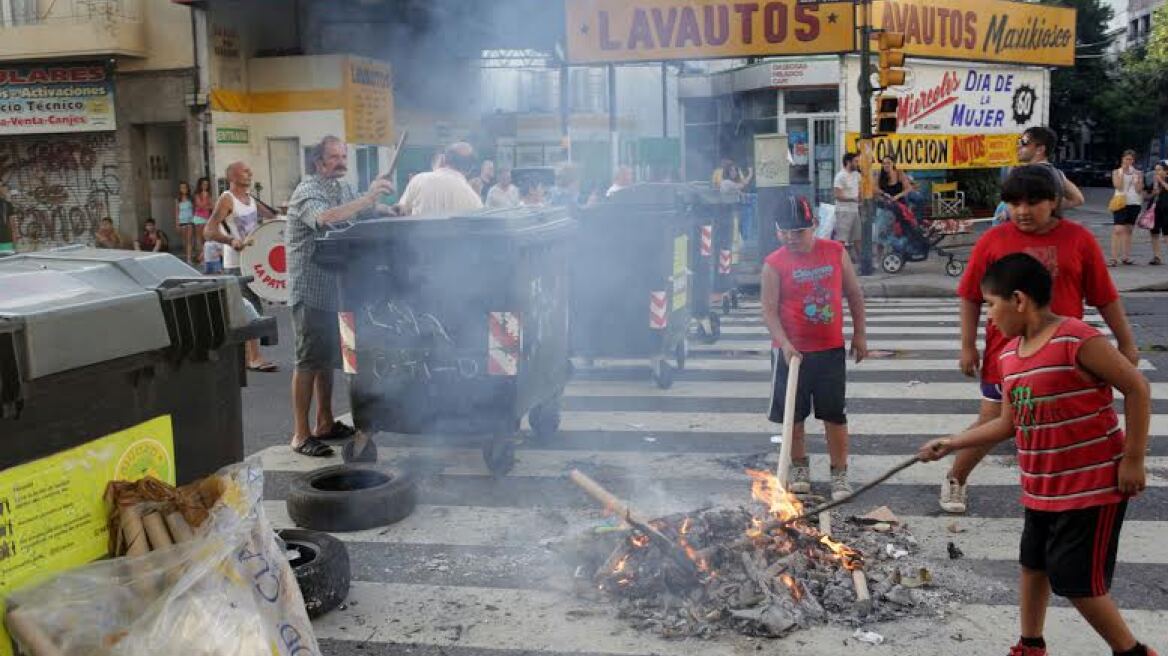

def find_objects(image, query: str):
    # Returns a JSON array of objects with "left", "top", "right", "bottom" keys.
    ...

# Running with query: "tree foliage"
[{"left": 1041, "top": 0, "right": 1114, "bottom": 153}]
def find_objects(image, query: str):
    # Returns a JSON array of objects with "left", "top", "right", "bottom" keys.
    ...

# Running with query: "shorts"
[
  {"left": 1151, "top": 205, "right": 1168, "bottom": 236},
  {"left": 835, "top": 206, "right": 861, "bottom": 243},
  {"left": 292, "top": 303, "right": 341, "bottom": 372},
  {"left": 1020, "top": 501, "right": 1126, "bottom": 598},
  {"left": 225, "top": 266, "right": 263, "bottom": 316},
  {"left": 768, "top": 347, "right": 846, "bottom": 425},
  {"left": 980, "top": 381, "right": 1003, "bottom": 403},
  {"left": 1113, "top": 204, "right": 1140, "bottom": 225}
]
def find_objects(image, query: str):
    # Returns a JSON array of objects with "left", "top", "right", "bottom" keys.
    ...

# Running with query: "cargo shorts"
[{"left": 292, "top": 304, "right": 341, "bottom": 372}]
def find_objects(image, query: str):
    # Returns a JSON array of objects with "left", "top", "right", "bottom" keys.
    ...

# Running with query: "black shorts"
[
  {"left": 768, "top": 347, "right": 846, "bottom": 425},
  {"left": 1151, "top": 205, "right": 1168, "bottom": 237},
  {"left": 292, "top": 304, "right": 341, "bottom": 372},
  {"left": 1019, "top": 501, "right": 1127, "bottom": 598},
  {"left": 1113, "top": 204, "right": 1140, "bottom": 225}
]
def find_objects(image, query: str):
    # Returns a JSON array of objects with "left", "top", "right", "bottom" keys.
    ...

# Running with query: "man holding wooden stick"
[{"left": 761, "top": 197, "right": 867, "bottom": 501}]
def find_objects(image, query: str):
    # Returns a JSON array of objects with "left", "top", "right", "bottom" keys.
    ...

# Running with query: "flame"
[
  {"left": 745, "top": 469, "right": 804, "bottom": 521},
  {"left": 680, "top": 516, "right": 692, "bottom": 535},
  {"left": 612, "top": 555, "right": 630, "bottom": 574},
  {"left": 630, "top": 534, "right": 650, "bottom": 548},
  {"left": 679, "top": 540, "right": 710, "bottom": 572},
  {"left": 819, "top": 535, "right": 860, "bottom": 569},
  {"left": 779, "top": 573, "right": 803, "bottom": 601}
]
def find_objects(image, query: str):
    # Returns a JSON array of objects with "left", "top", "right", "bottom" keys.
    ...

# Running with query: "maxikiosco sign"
[{"left": 0, "top": 63, "right": 116, "bottom": 135}]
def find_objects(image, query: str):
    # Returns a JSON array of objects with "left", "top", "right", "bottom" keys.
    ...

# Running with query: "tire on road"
[
  {"left": 276, "top": 528, "right": 351, "bottom": 618},
  {"left": 286, "top": 464, "right": 417, "bottom": 532}
]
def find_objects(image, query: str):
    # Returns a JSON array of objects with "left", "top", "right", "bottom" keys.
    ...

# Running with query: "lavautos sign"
[
  {"left": 846, "top": 58, "right": 1047, "bottom": 136},
  {"left": 0, "top": 63, "right": 115, "bottom": 135}
]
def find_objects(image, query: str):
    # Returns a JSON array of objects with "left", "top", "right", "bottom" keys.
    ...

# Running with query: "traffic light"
[
  {"left": 877, "top": 31, "right": 906, "bottom": 88},
  {"left": 874, "top": 94, "right": 899, "bottom": 134}
]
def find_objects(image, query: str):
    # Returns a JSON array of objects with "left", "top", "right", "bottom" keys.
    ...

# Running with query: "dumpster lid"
[
  {"left": 603, "top": 183, "right": 693, "bottom": 207},
  {"left": 318, "top": 206, "right": 574, "bottom": 242},
  {"left": 0, "top": 248, "right": 205, "bottom": 379}
]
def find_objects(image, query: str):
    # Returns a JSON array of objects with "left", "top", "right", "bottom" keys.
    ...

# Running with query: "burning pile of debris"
[{"left": 572, "top": 469, "right": 951, "bottom": 639}]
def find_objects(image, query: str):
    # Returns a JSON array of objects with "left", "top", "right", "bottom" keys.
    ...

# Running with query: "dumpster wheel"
[
  {"left": 675, "top": 340, "right": 687, "bottom": 372},
  {"left": 529, "top": 397, "right": 562, "bottom": 441},
  {"left": 722, "top": 295, "right": 732, "bottom": 315},
  {"left": 697, "top": 314, "right": 721, "bottom": 344},
  {"left": 483, "top": 436, "right": 517, "bottom": 477},
  {"left": 652, "top": 358, "right": 675, "bottom": 389},
  {"left": 731, "top": 289, "right": 741, "bottom": 310}
]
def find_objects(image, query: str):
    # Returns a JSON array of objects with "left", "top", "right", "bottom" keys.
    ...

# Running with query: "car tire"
[
  {"left": 277, "top": 528, "right": 351, "bottom": 619},
  {"left": 286, "top": 464, "right": 417, "bottom": 532}
]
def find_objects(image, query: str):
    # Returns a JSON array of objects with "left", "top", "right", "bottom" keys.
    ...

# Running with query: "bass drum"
[{"left": 239, "top": 218, "right": 289, "bottom": 304}]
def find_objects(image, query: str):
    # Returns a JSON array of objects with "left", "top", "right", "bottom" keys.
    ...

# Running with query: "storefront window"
[{"left": 783, "top": 88, "right": 839, "bottom": 114}]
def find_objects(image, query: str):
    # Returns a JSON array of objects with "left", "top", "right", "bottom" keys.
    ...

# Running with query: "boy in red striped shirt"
[{"left": 919, "top": 253, "right": 1155, "bottom": 656}]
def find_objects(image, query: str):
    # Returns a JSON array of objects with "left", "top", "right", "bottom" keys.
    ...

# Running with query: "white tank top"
[
  {"left": 1121, "top": 171, "right": 1143, "bottom": 206},
  {"left": 220, "top": 191, "right": 258, "bottom": 269}
]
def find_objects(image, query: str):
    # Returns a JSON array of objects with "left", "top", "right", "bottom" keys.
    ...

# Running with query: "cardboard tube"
[
  {"left": 164, "top": 512, "right": 194, "bottom": 543},
  {"left": 818, "top": 511, "right": 832, "bottom": 538},
  {"left": 141, "top": 512, "right": 173, "bottom": 550},
  {"left": 774, "top": 355, "right": 802, "bottom": 490},
  {"left": 119, "top": 505, "right": 149, "bottom": 557},
  {"left": 6, "top": 609, "right": 66, "bottom": 656}
]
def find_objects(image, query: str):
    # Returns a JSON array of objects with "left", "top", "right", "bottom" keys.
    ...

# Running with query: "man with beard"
[{"left": 285, "top": 135, "right": 395, "bottom": 459}]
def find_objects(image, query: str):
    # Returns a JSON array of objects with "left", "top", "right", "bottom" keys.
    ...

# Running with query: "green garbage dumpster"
[{"left": 0, "top": 247, "right": 277, "bottom": 484}]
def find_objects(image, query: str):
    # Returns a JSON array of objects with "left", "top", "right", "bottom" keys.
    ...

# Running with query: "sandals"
[
  {"left": 247, "top": 361, "right": 279, "bottom": 373},
  {"left": 1122, "top": 259, "right": 1135, "bottom": 265},
  {"left": 315, "top": 420, "right": 357, "bottom": 441},
  {"left": 1150, "top": 257, "right": 1162, "bottom": 266},
  {"left": 1108, "top": 259, "right": 1118, "bottom": 267},
  {"left": 292, "top": 438, "right": 334, "bottom": 457}
]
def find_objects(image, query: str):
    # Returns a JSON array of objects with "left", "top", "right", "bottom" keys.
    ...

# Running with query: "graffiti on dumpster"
[{"left": 0, "top": 133, "right": 120, "bottom": 251}]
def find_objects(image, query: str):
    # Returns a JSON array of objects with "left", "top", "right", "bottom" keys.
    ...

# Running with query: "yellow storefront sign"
[
  {"left": 871, "top": 0, "right": 1076, "bottom": 67},
  {"left": 846, "top": 132, "right": 1019, "bottom": 171},
  {"left": 0, "top": 416, "right": 176, "bottom": 656},
  {"left": 566, "top": 0, "right": 855, "bottom": 64},
  {"left": 672, "top": 234, "right": 688, "bottom": 310},
  {"left": 344, "top": 56, "right": 395, "bottom": 146}
]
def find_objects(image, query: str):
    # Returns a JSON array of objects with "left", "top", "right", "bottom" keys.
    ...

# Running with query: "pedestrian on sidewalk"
[
  {"left": 919, "top": 252, "right": 1156, "bottom": 656},
  {"left": 939, "top": 165, "right": 1139, "bottom": 514},
  {"left": 760, "top": 197, "right": 867, "bottom": 501},
  {"left": 832, "top": 152, "right": 862, "bottom": 257},
  {"left": 192, "top": 176, "right": 213, "bottom": 256},
  {"left": 1110, "top": 150, "right": 1144, "bottom": 266},
  {"left": 1015, "top": 126, "right": 1084, "bottom": 212},
  {"left": 133, "top": 218, "right": 169, "bottom": 253},
  {"left": 286, "top": 135, "right": 395, "bottom": 459},
  {"left": 175, "top": 182, "right": 196, "bottom": 264},
  {"left": 1146, "top": 161, "right": 1168, "bottom": 265},
  {"left": 204, "top": 160, "right": 279, "bottom": 374}
]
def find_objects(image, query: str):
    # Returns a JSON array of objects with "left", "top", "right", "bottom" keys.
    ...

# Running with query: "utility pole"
[{"left": 857, "top": 0, "right": 875, "bottom": 276}]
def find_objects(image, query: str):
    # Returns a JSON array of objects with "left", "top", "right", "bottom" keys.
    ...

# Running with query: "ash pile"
[{"left": 575, "top": 470, "right": 954, "bottom": 640}]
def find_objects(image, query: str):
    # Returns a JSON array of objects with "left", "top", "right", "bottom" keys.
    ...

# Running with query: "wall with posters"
[
  {"left": 0, "top": 63, "right": 116, "bottom": 135},
  {"left": 843, "top": 56, "right": 1048, "bottom": 136}
]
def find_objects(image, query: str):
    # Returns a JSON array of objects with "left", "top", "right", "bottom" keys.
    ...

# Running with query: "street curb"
[
  {"left": 861, "top": 282, "right": 956, "bottom": 298},
  {"left": 1130, "top": 282, "right": 1168, "bottom": 293}
]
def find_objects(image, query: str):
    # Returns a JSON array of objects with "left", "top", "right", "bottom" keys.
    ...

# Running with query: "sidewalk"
[{"left": 861, "top": 187, "right": 1168, "bottom": 297}]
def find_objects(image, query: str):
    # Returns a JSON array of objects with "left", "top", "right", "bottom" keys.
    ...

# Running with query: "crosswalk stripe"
[
  {"left": 563, "top": 380, "right": 1168, "bottom": 400},
  {"left": 262, "top": 501, "right": 1168, "bottom": 565},
  {"left": 690, "top": 339, "right": 974, "bottom": 352},
  {"left": 718, "top": 325, "right": 1115, "bottom": 336},
  {"left": 312, "top": 582, "right": 1168, "bottom": 654},
  {"left": 721, "top": 315, "right": 1108, "bottom": 325},
  {"left": 576, "top": 358, "right": 1158, "bottom": 372},
  {"left": 255, "top": 445, "right": 1168, "bottom": 487}
]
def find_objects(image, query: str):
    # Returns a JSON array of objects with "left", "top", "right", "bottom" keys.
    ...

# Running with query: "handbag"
[
  {"left": 1138, "top": 201, "right": 1157, "bottom": 230},
  {"left": 1108, "top": 192, "right": 1127, "bottom": 213}
]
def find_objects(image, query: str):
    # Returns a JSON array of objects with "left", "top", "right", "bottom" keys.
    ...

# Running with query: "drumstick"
[{"left": 378, "top": 130, "right": 408, "bottom": 183}]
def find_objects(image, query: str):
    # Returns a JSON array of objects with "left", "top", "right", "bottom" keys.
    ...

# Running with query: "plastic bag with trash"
[{"left": 4, "top": 459, "right": 320, "bottom": 656}]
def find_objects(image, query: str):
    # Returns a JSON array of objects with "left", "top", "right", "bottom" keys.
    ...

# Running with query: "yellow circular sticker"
[{"left": 115, "top": 439, "right": 173, "bottom": 482}]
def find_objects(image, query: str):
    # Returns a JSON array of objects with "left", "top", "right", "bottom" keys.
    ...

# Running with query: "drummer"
[{"left": 203, "top": 160, "right": 280, "bottom": 373}]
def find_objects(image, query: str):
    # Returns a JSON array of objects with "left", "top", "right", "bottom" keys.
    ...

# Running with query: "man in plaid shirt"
[{"left": 286, "top": 135, "right": 395, "bottom": 458}]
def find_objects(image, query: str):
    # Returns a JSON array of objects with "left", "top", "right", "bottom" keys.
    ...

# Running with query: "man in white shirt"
[
  {"left": 396, "top": 142, "right": 484, "bottom": 217},
  {"left": 486, "top": 167, "right": 520, "bottom": 208},
  {"left": 832, "top": 153, "right": 862, "bottom": 256},
  {"left": 606, "top": 165, "right": 634, "bottom": 197}
]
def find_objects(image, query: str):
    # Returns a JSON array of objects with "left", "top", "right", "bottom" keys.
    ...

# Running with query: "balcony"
[{"left": 0, "top": 0, "right": 145, "bottom": 62}]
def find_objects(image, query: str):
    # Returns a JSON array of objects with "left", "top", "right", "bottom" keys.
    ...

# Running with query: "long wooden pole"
[{"left": 774, "top": 355, "right": 803, "bottom": 491}]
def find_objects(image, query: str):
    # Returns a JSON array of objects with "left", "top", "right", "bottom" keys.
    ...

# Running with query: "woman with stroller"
[{"left": 873, "top": 157, "right": 924, "bottom": 256}]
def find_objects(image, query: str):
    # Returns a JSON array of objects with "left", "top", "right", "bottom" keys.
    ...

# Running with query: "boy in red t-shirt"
[
  {"left": 761, "top": 198, "right": 867, "bottom": 501},
  {"left": 919, "top": 253, "right": 1154, "bottom": 656},
  {"left": 940, "top": 165, "right": 1139, "bottom": 514}
]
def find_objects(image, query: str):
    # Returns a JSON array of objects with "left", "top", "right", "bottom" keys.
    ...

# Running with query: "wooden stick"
[
  {"left": 5, "top": 609, "right": 65, "bottom": 656},
  {"left": 568, "top": 470, "right": 699, "bottom": 578},
  {"left": 141, "top": 512, "right": 173, "bottom": 551},
  {"left": 818, "top": 511, "right": 832, "bottom": 537},
  {"left": 164, "top": 512, "right": 194, "bottom": 543},
  {"left": 774, "top": 355, "right": 802, "bottom": 491},
  {"left": 777, "top": 455, "right": 921, "bottom": 527},
  {"left": 852, "top": 568, "right": 872, "bottom": 609}
]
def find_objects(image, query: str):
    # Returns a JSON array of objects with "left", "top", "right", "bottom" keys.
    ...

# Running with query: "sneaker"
[
  {"left": 789, "top": 460, "right": 811, "bottom": 494},
  {"left": 830, "top": 468, "right": 852, "bottom": 501},
  {"left": 940, "top": 477, "right": 968, "bottom": 514},
  {"left": 1008, "top": 641, "right": 1047, "bottom": 656}
]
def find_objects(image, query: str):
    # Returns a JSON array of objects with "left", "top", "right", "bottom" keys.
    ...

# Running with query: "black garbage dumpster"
[
  {"left": 0, "top": 247, "right": 277, "bottom": 484},
  {"left": 315, "top": 207, "right": 575, "bottom": 476},
  {"left": 572, "top": 183, "right": 694, "bottom": 389}
]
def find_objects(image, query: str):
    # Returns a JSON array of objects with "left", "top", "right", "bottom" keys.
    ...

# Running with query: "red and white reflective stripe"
[
  {"left": 700, "top": 225, "right": 712, "bottom": 257},
  {"left": 488, "top": 311, "right": 521, "bottom": 376},
  {"left": 649, "top": 291, "right": 667, "bottom": 329},
  {"left": 718, "top": 249, "right": 732, "bottom": 275},
  {"left": 338, "top": 311, "right": 357, "bottom": 374}
]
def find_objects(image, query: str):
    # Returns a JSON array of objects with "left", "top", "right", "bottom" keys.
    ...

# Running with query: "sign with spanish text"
[
  {"left": 344, "top": 56, "right": 395, "bottom": 146},
  {"left": 565, "top": 0, "right": 856, "bottom": 63},
  {"left": 846, "top": 132, "right": 1020, "bottom": 170},
  {"left": 871, "top": 0, "right": 1076, "bottom": 67},
  {"left": 0, "top": 63, "right": 115, "bottom": 135},
  {"left": 846, "top": 58, "right": 1047, "bottom": 136},
  {"left": 0, "top": 416, "right": 175, "bottom": 656}
]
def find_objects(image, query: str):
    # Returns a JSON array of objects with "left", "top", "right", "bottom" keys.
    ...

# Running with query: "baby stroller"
[{"left": 876, "top": 200, "right": 965, "bottom": 277}]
